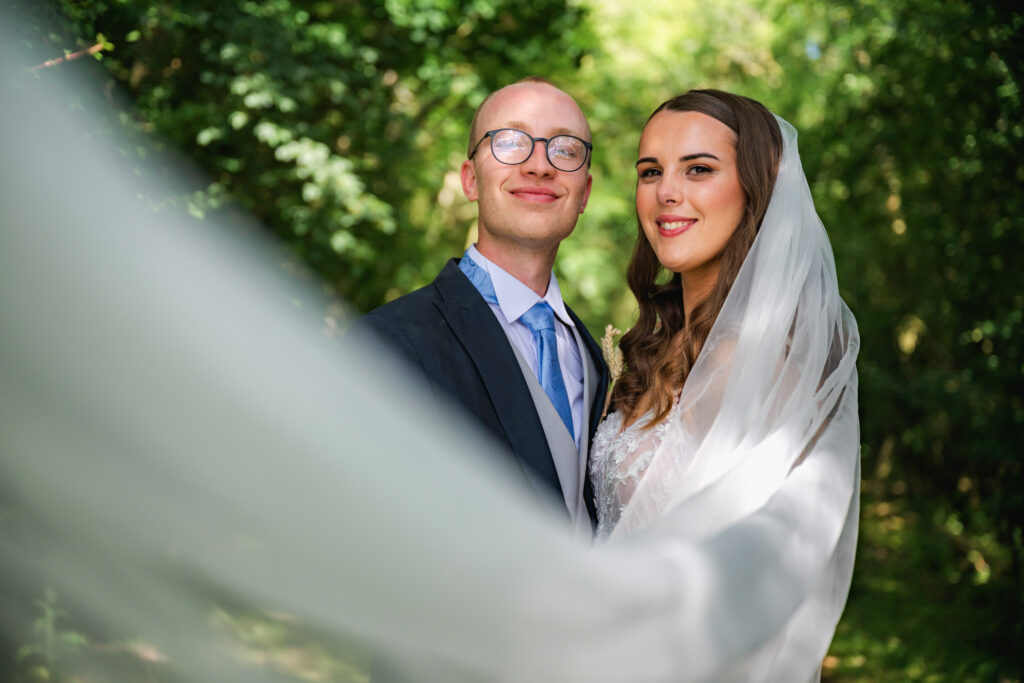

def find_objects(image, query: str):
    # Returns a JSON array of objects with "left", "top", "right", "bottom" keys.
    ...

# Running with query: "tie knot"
[{"left": 520, "top": 301, "right": 556, "bottom": 333}]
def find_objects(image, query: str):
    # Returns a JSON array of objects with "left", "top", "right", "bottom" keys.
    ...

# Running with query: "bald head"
[{"left": 467, "top": 79, "right": 591, "bottom": 158}]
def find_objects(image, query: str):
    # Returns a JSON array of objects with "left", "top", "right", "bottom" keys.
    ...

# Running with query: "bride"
[
  {"left": 591, "top": 89, "right": 861, "bottom": 678},
  {"left": 592, "top": 88, "right": 858, "bottom": 532},
  {"left": 1, "top": 33, "right": 859, "bottom": 681},
  {"left": 592, "top": 89, "right": 790, "bottom": 539}
]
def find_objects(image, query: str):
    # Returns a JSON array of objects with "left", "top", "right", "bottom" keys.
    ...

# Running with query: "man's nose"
[{"left": 520, "top": 140, "right": 554, "bottom": 176}]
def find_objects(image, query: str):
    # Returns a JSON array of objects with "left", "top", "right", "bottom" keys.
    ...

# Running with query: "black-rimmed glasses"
[{"left": 469, "top": 128, "right": 592, "bottom": 172}]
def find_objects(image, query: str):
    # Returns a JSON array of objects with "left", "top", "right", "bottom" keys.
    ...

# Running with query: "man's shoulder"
[
  {"left": 348, "top": 280, "right": 446, "bottom": 371},
  {"left": 361, "top": 259, "right": 467, "bottom": 323},
  {"left": 346, "top": 258, "right": 485, "bottom": 381},
  {"left": 364, "top": 281, "right": 440, "bottom": 323}
]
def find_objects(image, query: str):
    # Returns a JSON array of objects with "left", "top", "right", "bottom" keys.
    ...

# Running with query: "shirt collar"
[{"left": 466, "top": 244, "right": 575, "bottom": 328}]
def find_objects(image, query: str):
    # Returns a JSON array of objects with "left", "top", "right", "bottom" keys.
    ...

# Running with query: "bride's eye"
[
  {"left": 638, "top": 167, "right": 661, "bottom": 180},
  {"left": 687, "top": 165, "right": 713, "bottom": 176}
]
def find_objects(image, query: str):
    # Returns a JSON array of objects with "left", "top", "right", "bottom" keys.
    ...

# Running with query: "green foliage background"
[{"left": 7, "top": 1, "right": 1023, "bottom": 681}]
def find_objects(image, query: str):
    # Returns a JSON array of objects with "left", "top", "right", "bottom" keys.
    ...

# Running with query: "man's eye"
[{"left": 550, "top": 141, "right": 582, "bottom": 159}]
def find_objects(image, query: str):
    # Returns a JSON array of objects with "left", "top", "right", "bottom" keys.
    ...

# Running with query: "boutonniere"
[{"left": 600, "top": 324, "right": 625, "bottom": 420}]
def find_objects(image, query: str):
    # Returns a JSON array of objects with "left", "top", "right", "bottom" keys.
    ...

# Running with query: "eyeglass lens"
[{"left": 491, "top": 129, "right": 587, "bottom": 171}]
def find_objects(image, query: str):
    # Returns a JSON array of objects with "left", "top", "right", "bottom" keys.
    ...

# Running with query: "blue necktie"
[{"left": 460, "top": 255, "right": 575, "bottom": 440}]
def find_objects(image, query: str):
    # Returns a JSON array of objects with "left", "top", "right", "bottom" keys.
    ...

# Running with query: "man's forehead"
[
  {"left": 504, "top": 120, "right": 580, "bottom": 137},
  {"left": 478, "top": 83, "right": 589, "bottom": 137}
]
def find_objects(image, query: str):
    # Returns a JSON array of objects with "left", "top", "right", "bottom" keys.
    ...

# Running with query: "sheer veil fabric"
[{"left": 1, "top": 29, "right": 858, "bottom": 683}]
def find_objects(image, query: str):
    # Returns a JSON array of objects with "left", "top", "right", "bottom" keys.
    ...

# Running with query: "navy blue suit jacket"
[{"left": 352, "top": 258, "right": 609, "bottom": 526}]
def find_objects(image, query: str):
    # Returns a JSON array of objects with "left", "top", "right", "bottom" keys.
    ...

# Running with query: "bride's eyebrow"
[
  {"left": 635, "top": 152, "right": 721, "bottom": 167},
  {"left": 681, "top": 152, "right": 720, "bottom": 161}
]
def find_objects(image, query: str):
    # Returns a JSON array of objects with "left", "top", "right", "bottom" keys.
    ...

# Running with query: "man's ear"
[
  {"left": 578, "top": 173, "right": 593, "bottom": 214},
  {"left": 460, "top": 160, "right": 478, "bottom": 201}
]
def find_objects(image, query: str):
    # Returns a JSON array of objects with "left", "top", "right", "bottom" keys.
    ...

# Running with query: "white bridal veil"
[{"left": 0, "top": 26, "right": 859, "bottom": 683}]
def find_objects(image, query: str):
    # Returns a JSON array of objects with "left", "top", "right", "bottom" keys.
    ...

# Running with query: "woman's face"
[{"left": 635, "top": 110, "right": 746, "bottom": 287}]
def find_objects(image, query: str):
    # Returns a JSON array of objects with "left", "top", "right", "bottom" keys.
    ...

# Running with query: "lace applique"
[{"left": 589, "top": 397, "right": 691, "bottom": 540}]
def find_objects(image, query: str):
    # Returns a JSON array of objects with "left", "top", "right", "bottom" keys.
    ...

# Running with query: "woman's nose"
[{"left": 656, "top": 176, "right": 682, "bottom": 205}]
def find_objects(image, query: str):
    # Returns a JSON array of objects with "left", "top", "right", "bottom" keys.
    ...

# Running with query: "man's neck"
[{"left": 474, "top": 241, "right": 557, "bottom": 297}]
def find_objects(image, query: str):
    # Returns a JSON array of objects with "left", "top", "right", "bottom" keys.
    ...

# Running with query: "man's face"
[{"left": 460, "top": 83, "right": 592, "bottom": 255}]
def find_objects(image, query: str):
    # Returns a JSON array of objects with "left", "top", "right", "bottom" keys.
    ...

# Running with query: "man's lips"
[
  {"left": 656, "top": 214, "right": 697, "bottom": 236},
  {"left": 509, "top": 186, "right": 560, "bottom": 203}
]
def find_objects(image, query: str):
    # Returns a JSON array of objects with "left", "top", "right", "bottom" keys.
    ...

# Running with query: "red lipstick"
[{"left": 656, "top": 214, "right": 696, "bottom": 236}]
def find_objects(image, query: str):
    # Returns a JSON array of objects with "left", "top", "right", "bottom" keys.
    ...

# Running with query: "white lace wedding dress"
[{"left": 590, "top": 398, "right": 695, "bottom": 540}]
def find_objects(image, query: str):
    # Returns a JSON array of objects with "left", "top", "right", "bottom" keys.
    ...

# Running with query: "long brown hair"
[{"left": 611, "top": 89, "right": 783, "bottom": 427}]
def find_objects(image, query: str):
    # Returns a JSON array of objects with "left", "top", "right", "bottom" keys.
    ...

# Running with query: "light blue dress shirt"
[{"left": 465, "top": 245, "right": 585, "bottom": 449}]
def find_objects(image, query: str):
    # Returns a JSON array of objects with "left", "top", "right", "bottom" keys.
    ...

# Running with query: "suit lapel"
[
  {"left": 433, "top": 260, "right": 563, "bottom": 502},
  {"left": 565, "top": 305, "right": 610, "bottom": 448},
  {"left": 565, "top": 305, "right": 610, "bottom": 527}
]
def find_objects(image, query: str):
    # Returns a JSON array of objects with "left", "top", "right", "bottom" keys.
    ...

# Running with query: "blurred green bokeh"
[{"left": 6, "top": 0, "right": 1023, "bottom": 680}]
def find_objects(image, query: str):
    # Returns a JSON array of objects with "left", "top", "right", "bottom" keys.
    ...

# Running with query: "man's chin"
[{"left": 508, "top": 229, "right": 575, "bottom": 252}]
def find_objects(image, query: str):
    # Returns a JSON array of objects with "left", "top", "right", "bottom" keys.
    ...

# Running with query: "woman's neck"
[{"left": 680, "top": 263, "right": 720, "bottom": 319}]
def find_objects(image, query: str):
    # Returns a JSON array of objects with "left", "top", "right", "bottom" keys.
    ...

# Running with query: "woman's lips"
[
  {"left": 510, "top": 186, "right": 559, "bottom": 203},
  {"left": 656, "top": 215, "right": 697, "bottom": 236}
]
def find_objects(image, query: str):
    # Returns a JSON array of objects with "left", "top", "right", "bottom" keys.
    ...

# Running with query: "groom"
[{"left": 354, "top": 77, "right": 608, "bottom": 533}]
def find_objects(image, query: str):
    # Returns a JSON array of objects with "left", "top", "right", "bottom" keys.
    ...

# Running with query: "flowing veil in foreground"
[{"left": 0, "top": 28, "right": 859, "bottom": 683}]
